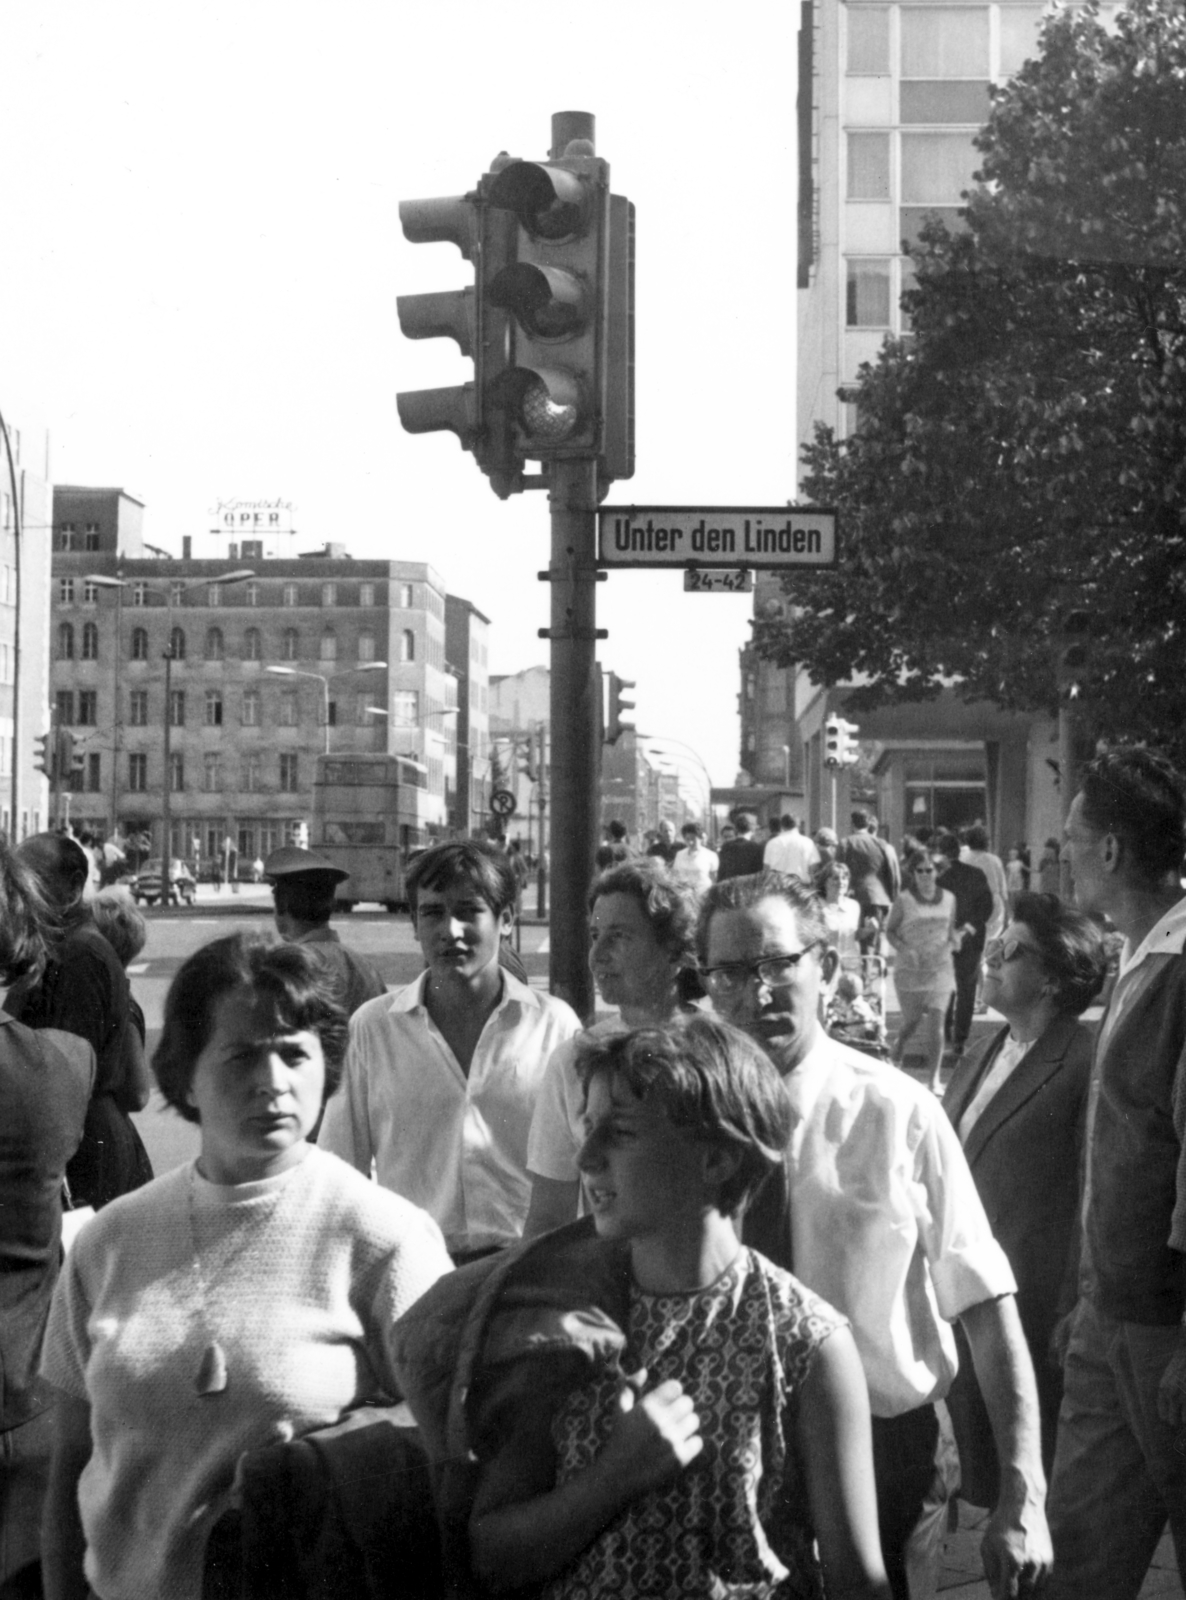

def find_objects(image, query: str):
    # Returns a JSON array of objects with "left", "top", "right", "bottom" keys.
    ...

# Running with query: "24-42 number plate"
[{"left": 683, "top": 568, "right": 754, "bottom": 593}]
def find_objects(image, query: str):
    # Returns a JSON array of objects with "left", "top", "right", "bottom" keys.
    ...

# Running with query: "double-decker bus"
[{"left": 311, "top": 754, "right": 427, "bottom": 911}]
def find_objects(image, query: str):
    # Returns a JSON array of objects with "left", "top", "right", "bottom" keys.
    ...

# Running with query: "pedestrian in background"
[
  {"left": 670, "top": 820, "right": 718, "bottom": 894},
  {"left": 763, "top": 813, "right": 820, "bottom": 881},
  {"left": 717, "top": 810, "right": 765, "bottom": 880},
  {"left": 885, "top": 850, "right": 960, "bottom": 1095},
  {"left": 932, "top": 831, "right": 994, "bottom": 1063},
  {"left": 265, "top": 845, "right": 386, "bottom": 1020}
]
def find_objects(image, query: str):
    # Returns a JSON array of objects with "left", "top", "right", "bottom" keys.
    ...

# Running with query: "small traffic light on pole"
[
  {"left": 824, "top": 716, "right": 860, "bottom": 768},
  {"left": 34, "top": 733, "right": 52, "bottom": 780},
  {"left": 1056, "top": 609, "right": 1092, "bottom": 702},
  {"left": 56, "top": 729, "right": 77, "bottom": 790},
  {"left": 605, "top": 673, "right": 636, "bottom": 744}
]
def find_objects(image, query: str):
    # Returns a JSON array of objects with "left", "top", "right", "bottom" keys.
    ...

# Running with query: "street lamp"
[
  {"left": 639, "top": 735, "right": 715, "bottom": 832},
  {"left": 264, "top": 662, "right": 388, "bottom": 756},
  {"left": 88, "top": 568, "right": 255, "bottom": 903}
]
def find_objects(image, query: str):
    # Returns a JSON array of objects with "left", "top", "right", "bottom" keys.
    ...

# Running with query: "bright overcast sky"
[{"left": 1, "top": 1, "right": 797, "bottom": 793}]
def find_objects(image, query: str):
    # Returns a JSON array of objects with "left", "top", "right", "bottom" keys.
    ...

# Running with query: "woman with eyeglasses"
[
  {"left": 885, "top": 851, "right": 960, "bottom": 1093},
  {"left": 942, "top": 893, "right": 1106, "bottom": 1505}
]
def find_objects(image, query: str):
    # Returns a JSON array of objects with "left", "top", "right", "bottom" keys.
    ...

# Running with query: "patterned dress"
[{"left": 543, "top": 1248, "right": 847, "bottom": 1599}]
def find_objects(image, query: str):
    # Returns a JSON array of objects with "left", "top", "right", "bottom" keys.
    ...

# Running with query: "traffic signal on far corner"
[
  {"left": 33, "top": 733, "right": 52, "bottom": 780},
  {"left": 824, "top": 716, "right": 860, "bottom": 768},
  {"left": 69, "top": 739, "right": 86, "bottom": 792},
  {"left": 1056, "top": 608, "right": 1092, "bottom": 702},
  {"left": 56, "top": 729, "right": 77, "bottom": 790},
  {"left": 605, "top": 673, "right": 636, "bottom": 745}
]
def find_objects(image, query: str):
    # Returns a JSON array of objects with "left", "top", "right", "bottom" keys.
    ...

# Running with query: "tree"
[{"left": 757, "top": 0, "right": 1186, "bottom": 759}]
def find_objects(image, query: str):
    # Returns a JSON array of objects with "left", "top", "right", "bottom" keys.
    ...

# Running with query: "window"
[
  {"left": 83, "top": 581, "right": 99, "bottom": 604},
  {"left": 131, "top": 627, "right": 149, "bottom": 661},
  {"left": 169, "top": 627, "right": 186, "bottom": 660},
  {"left": 128, "top": 752, "right": 147, "bottom": 791},
  {"left": 359, "top": 583, "right": 375, "bottom": 608},
  {"left": 132, "top": 583, "right": 148, "bottom": 607},
  {"left": 900, "top": 81, "right": 990, "bottom": 124},
  {"left": 279, "top": 753, "right": 299, "bottom": 792},
  {"left": 282, "top": 628, "right": 299, "bottom": 660},
  {"left": 283, "top": 583, "right": 299, "bottom": 607},
  {"left": 358, "top": 629, "right": 376, "bottom": 662},
  {"left": 203, "top": 753, "right": 223, "bottom": 791},
  {"left": 999, "top": 8, "right": 1045, "bottom": 78},
  {"left": 84, "top": 524, "right": 100, "bottom": 552},
  {"left": 319, "top": 631, "right": 337, "bottom": 662},
  {"left": 400, "top": 629, "right": 415, "bottom": 663},
  {"left": 900, "top": 7, "right": 988, "bottom": 77},
  {"left": 327, "top": 700, "right": 338, "bottom": 727},
  {"left": 244, "top": 627, "right": 262, "bottom": 661},
  {"left": 901, "top": 133, "right": 978, "bottom": 204},
  {"left": 78, "top": 691, "right": 98, "bottom": 726},
  {"left": 86, "top": 752, "right": 101, "bottom": 792},
  {"left": 245, "top": 581, "right": 260, "bottom": 607},
  {"left": 242, "top": 753, "right": 262, "bottom": 791},
  {"left": 207, "top": 584, "right": 222, "bottom": 607},
  {"left": 847, "top": 6, "right": 889, "bottom": 73},
  {"left": 58, "top": 524, "right": 76, "bottom": 551},
  {"left": 242, "top": 689, "right": 261, "bottom": 726},
  {"left": 205, "top": 627, "right": 225, "bottom": 661},
  {"left": 170, "top": 582, "right": 185, "bottom": 605},
  {"left": 129, "top": 689, "right": 148, "bottom": 726},
  {"left": 56, "top": 691, "right": 74, "bottom": 725},
  {"left": 205, "top": 689, "right": 223, "bottom": 727},
  {"left": 169, "top": 753, "right": 185, "bottom": 792},
  {"left": 393, "top": 690, "right": 419, "bottom": 727},
  {"left": 846, "top": 258, "right": 892, "bottom": 326},
  {"left": 356, "top": 690, "right": 381, "bottom": 725},
  {"left": 279, "top": 692, "right": 299, "bottom": 727},
  {"left": 169, "top": 690, "right": 186, "bottom": 727},
  {"left": 398, "top": 583, "right": 414, "bottom": 609},
  {"left": 59, "top": 578, "right": 75, "bottom": 604},
  {"left": 847, "top": 133, "right": 891, "bottom": 200},
  {"left": 57, "top": 623, "right": 74, "bottom": 660},
  {"left": 321, "top": 583, "right": 336, "bottom": 607},
  {"left": 80, "top": 622, "right": 99, "bottom": 661}
]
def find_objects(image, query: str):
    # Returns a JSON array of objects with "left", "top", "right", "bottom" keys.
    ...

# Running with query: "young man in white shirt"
[
  {"left": 319, "top": 841, "right": 581, "bottom": 1262},
  {"left": 670, "top": 821, "right": 718, "bottom": 894},
  {"left": 697, "top": 869, "right": 1050, "bottom": 1600}
]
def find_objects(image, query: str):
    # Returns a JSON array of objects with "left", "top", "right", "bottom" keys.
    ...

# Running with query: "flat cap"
[{"left": 263, "top": 845, "right": 349, "bottom": 884}]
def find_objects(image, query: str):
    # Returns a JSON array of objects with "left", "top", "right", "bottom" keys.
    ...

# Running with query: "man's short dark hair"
[
  {"left": 965, "top": 824, "right": 990, "bottom": 852},
  {"left": 682, "top": 822, "right": 703, "bottom": 840},
  {"left": 575, "top": 1013, "right": 792, "bottom": 1216},
  {"left": 272, "top": 874, "right": 338, "bottom": 926},
  {"left": 780, "top": 814, "right": 795, "bottom": 831},
  {"left": 851, "top": 808, "right": 872, "bottom": 831},
  {"left": 696, "top": 869, "right": 829, "bottom": 963},
  {"left": 154, "top": 933, "right": 349, "bottom": 1124},
  {"left": 932, "top": 830, "right": 960, "bottom": 862},
  {"left": 1079, "top": 746, "right": 1186, "bottom": 885},
  {"left": 1010, "top": 892, "right": 1108, "bottom": 1017},
  {"left": 405, "top": 839, "right": 518, "bottom": 921},
  {"left": 731, "top": 811, "right": 756, "bottom": 835},
  {"left": 607, "top": 820, "right": 628, "bottom": 842}
]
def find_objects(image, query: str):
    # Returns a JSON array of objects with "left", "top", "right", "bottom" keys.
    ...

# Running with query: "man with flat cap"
[{"left": 264, "top": 845, "right": 386, "bottom": 1017}]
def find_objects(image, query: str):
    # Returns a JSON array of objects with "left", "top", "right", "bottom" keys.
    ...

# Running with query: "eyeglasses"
[
  {"left": 984, "top": 937, "right": 1037, "bottom": 966},
  {"left": 915, "top": 867, "right": 937, "bottom": 875},
  {"left": 702, "top": 942, "right": 824, "bottom": 997}
]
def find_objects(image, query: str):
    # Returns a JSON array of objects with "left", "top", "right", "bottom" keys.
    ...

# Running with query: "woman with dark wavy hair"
[
  {"left": 40, "top": 933, "right": 450, "bottom": 1600},
  {"left": 943, "top": 893, "right": 1107, "bottom": 1505}
]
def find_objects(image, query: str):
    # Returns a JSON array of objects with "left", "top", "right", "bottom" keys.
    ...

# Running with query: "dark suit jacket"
[
  {"left": 943, "top": 1012, "right": 1094, "bottom": 1501},
  {"left": 938, "top": 860, "right": 993, "bottom": 943},
  {"left": 839, "top": 830, "right": 899, "bottom": 910}
]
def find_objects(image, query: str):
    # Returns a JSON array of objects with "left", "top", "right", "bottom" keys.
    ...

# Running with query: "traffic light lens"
[
  {"left": 488, "top": 162, "right": 586, "bottom": 240},
  {"left": 520, "top": 378, "right": 579, "bottom": 441}
]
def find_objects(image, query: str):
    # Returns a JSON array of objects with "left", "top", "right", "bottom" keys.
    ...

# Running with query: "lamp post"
[
  {"left": 639, "top": 735, "right": 715, "bottom": 832},
  {"left": 88, "top": 568, "right": 255, "bottom": 903},
  {"left": 265, "top": 662, "right": 389, "bottom": 757}
]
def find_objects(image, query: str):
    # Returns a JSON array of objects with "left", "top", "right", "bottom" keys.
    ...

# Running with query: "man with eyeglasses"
[{"left": 697, "top": 870, "right": 1051, "bottom": 1600}]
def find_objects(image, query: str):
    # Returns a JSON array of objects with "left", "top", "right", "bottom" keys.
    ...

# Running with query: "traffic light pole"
[{"left": 547, "top": 458, "right": 600, "bottom": 1020}]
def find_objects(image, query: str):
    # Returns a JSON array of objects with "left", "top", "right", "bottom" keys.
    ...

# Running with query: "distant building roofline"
[{"left": 54, "top": 486, "right": 146, "bottom": 507}]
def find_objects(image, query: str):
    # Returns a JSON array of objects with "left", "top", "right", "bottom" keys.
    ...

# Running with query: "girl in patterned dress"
[{"left": 469, "top": 1015, "right": 890, "bottom": 1599}]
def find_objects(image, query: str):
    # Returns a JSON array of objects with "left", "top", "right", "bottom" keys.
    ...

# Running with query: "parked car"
[{"left": 130, "top": 857, "right": 198, "bottom": 907}]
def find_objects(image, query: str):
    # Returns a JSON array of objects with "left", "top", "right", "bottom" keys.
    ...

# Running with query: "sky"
[{"left": 0, "top": 1, "right": 798, "bottom": 793}]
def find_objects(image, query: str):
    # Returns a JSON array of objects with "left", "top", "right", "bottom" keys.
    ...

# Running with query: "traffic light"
[
  {"left": 33, "top": 733, "right": 52, "bottom": 780},
  {"left": 605, "top": 673, "right": 636, "bottom": 744},
  {"left": 486, "top": 151, "right": 634, "bottom": 483},
  {"left": 56, "top": 729, "right": 77, "bottom": 791},
  {"left": 824, "top": 716, "right": 860, "bottom": 768},
  {"left": 1056, "top": 608, "right": 1092, "bottom": 701},
  {"left": 69, "top": 739, "right": 86, "bottom": 793},
  {"left": 396, "top": 181, "right": 524, "bottom": 498}
]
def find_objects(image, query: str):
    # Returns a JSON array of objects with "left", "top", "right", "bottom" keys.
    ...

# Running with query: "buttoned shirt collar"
[
  {"left": 1118, "top": 893, "right": 1186, "bottom": 979},
  {"left": 389, "top": 966, "right": 540, "bottom": 1017}
]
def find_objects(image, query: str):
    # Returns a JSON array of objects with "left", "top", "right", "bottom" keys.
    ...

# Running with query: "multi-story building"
[
  {"left": 445, "top": 596, "right": 492, "bottom": 837},
  {"left": 51, "top": 488, "right": 460, "bottom": 860},
  {"left": 742, "top": 1, "right": 1066, "bottom": 852},
  {"left": 1, "top": 417, "right": 54, "bottom": 840}
]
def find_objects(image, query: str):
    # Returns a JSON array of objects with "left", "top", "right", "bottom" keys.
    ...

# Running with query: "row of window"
[
  {"left": 58, "top": 577, "right": 419, "bottom": 610},
  {"left": 56, "top": 686, "right": 395, "bottom": 730},
  {"left": 126, "top": 752, "right": 302, "bottom": 793},
  {"left": 58, "top": 623, "right": 414, "bottom": 664},
  {"left": 57, "top": 524, "right": 102, "bottom": 552},
  {"left": 846, "top": 6, "right": 1045, "bottom": 83}
]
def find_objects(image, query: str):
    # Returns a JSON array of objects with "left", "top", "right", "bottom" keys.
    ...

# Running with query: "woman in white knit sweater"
[{"left": 40, "top": 933, "right": 451, "bottom": 1600}]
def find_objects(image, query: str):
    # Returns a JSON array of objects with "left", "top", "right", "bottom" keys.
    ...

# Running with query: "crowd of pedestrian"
[{"left": 1, "top": 744, "right": 1184, "bottom": 1600}]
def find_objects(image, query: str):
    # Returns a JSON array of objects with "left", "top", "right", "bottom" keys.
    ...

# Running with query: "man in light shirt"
[
  {"left": 319, "top": 840, "right": 581, "bottom": 1262},
  {"left": 669, "top": 820, "right": 718, "bottom": 893},
  {"left": 698, "top": 869, "right": 1050, "bottom": 1600},
  {"left": 762, "top": 813, "right": 820, "bottom": 881},
  {"left": 1045, "top": 747, "right": 1186, "bottom": 1598}
]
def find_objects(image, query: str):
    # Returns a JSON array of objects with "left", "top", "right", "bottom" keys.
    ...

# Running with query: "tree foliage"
[{"left": 756, "top": 0, "right": 1186, "bottom": 758}]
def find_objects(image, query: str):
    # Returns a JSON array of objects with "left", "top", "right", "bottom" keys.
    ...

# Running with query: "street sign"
[
  {"left": 598, "top": 506, "right": 837, "bottom": 569},
  {"left": 490, "top": 788, "right": 517, "bottom": 817},
  {"left": 683, "top": 568, "right": 754, "bottom": 593}
]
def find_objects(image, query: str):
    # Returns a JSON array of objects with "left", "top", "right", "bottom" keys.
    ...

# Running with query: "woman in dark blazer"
[{"left": 943, "top": 892, "right": 1107, "bottom": 1506}]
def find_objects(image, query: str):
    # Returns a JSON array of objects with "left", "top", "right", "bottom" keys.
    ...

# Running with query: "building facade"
[
  {"left": 1, "top": 418, "right": 54, "bottom": 841},
  {"left": 742, "top": 0, "right": 1066, "bottom": 855},
  {"left": 445, "top": 595, "right": 492, "bottom": 838},
  {"left": 51, "top": 489, "right": 459, "bottom": 860}
]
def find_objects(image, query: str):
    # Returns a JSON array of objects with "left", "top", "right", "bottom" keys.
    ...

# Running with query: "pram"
[{"left": 825, "top": 953, "right": 891, "bottom": 1061}]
